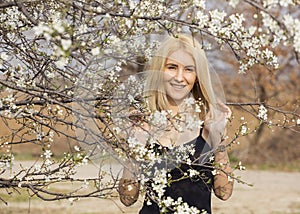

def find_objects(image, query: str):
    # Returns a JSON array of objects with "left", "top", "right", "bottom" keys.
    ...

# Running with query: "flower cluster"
[
  {"left": 236, "top": 161, "right": 246, "bottom": 171},
  {"left": 151, "top": 169, "right": 168, "bottom": 198},
  {"left": 0, "top": 7, "right": 26, "bottom": 37},
  {"left": 127, "top": 136, "right": 148, "bottom": 161},
  {"left": 150, "top": 110, "right": 169, "bottom": 127},
  {"left": 33, "top": 13, "right": 72, "bottom": 69},
  {"left": 263, "top": 0, "right": 294, "bottom": 8},
  {"left": 160, "top": 196, "right": 204, "bottom": 214},
  {"left": 229, "top": 0, "right": 240, "bottom": 8},
  {"left": 283, "top": 14, "right": 300, "bottom": 53},
  {"left": 240, "top": 124, "right": 248, "bottom": 136},
  {"left": 258, "top": 105, "right": 268, "bottom": 121}
]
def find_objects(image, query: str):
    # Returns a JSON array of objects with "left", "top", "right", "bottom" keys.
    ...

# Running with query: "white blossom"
[
  {"left": 81, "top": 156, "right": 88, "bottom": 165},
  {"left": 263, "top": 0, "right": 278, "bottom": 8},
  {"left": 68, "top": 197, "right": 75, "bottom": 203},
  {"left": 81, "top": 179, "right": 89, "bottom": 189},
  {"left": 291, "top": 19, "right": 300, "bottom": 53},
  {"left": 54, "top": 57, "right": 69, "bottom": 69},
  {"left": 56, "top": 105, "right": 63, "bottom": 116},
  {"left": 127, "top": 74, "right": 136, "bottom": 84},
  {"left": 279, "top": 0, "right": 294, "bottom": 7},
  {"left": 45, "top": 70, "right": 55, "bottom": 78},
  {"left": 129, "top": 1, "right": 137, "bottom": 10},
  {"left": 61, "top": 39, "right": 72, "bottom": 51},
  {"left": 184, "top": 97, "right": 195, "bottom": 106},
  {"left": 163, "top": 196, "right": 174, "bottom": 207},
  {"left": 44, "top": 159, "right": 52, "bottom": 166},
  {"left": 44, "top": 150, "right": 52, "bottom": 159},
  {"left": 74, "top": 145, "right": 80, "bottom": 152},
  {"left": 195, "top": 104, "right": 201, "bottom": 113},
  {"left": 91, "top": 47, "right": 100, "bottom": 56},
  {"left": 44, "top": 175, "right": 51, "bottom": 182},
  {"left": 195, "top": 11, "right": 209, "bottom": 29},
  {"left": 193, "top": 0, "right": 206, "bottom": 9},
  {"left": 240, "top": 125, "right": 247, "bottom": 135},
  {"left": 258, "top": 105, "right": 268, "bottom": 121},
  {"left": 0, "top": 52, "right": 8, "bottom": 60},
  {"left": 237, "top": 161, "right": 246, "bottom": 170},
  {"left": 211, "top": 169, "right": 217, "bottom": 175},
  {"left": 210, "top": 9, "right": 227, "bottom": 23},
  {"left": 34, "top": 164, "right": 42, "bottom": 172},
  {"left": 229, "top": 14, "right": 245, "bottom": 32},
  {"left": 36, "top": 133, "right": 42, "bottom": 141},
  {"left": 114, "top": 65, "right": 122, "bottom": 72},
  {"left": 238, "top": 62, "right": 248, "bottom": 74},
  {"left": 52, "top": 21, "right": 65, "bottom": 33},
  {"left": 128, "top": 136, "right": 141, "bottom": 148},
  {"left": 229, "top": 0, "right": 239, "bottom": 8},
  {"left": 261, "top": 12, "right": 279, "bottom": 33},
  {"left": 151, "top": 169, "right": 168, "bottom": 198},
  {"left": 188, "top": 169, "right": 200, "bottom": 177},
  {"left": 77, "top": 24, "right": 88, "bottom": 34},
  {"left": 151, "top": 110, "right": 168, "bottom": 126},
  {"left": 49, "top": 131, "right": 54, "bottom": 138},
  {"left": 186, "top": 115, "right": 203, "bottom": 130}
]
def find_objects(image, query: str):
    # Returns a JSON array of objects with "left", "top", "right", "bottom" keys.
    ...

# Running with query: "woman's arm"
[
  {"left": 118, "top": 110, "right": 150, "bottom": 206},
  {"left": 203, "top": 103, "right": 234, "bottom": 200},
  {"left": 212, "top": 141, "right": 234, "bottom": 200}
]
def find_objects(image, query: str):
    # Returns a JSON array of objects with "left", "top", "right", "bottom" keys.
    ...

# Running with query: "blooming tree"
[{"left": 0, "top": 0, "right": 299, "bottom": 212}]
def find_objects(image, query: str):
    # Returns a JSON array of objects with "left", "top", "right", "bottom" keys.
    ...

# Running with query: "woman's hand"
[
  {"left": 205, "top": 103, "right": 234, "bottom": 200},
  {"left": 119, "top": 177, "right": 140, "bottom": 206}
]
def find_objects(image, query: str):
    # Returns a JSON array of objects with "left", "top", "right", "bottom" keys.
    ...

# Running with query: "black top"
[{"left": 139, "top": 129, "right": 214, "bottom": 214}]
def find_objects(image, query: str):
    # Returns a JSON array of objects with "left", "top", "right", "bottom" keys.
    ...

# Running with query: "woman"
[{"left": 118, "top": 34, "right": 233, "bottom": 214}]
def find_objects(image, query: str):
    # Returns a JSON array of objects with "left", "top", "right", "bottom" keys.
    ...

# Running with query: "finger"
[
  {"left": 217, "top": 101, "right": 228, "bottom": 111},
  {"left": 227, "top": 107, "right": 232, "bottom": 118},
  {"left": 205, "top": 110, "right": 212, "bottom": 122},
  {"left": 217, "top": 102, "right": 232, "bottom": 118}
]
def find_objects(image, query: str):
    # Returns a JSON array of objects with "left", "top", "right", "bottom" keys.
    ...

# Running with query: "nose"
[{"left": 174, "top": 67, "right": 184, "bottom": 82}]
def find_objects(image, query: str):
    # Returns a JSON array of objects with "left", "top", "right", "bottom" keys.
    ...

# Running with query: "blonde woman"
[{"left": 118, "top": 34, "right": 233, "bottom": 214}]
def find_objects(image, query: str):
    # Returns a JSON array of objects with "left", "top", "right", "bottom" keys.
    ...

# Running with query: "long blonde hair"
[{"left": 144, "top": 34, "right": 218, "bottom": 120}]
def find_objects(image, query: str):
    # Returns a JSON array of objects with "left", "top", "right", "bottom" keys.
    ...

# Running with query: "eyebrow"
[
  {"left": 165, "top": 63, "right": 178, "bottom": 67},
  {"left": 165, "top": 63, "right": 195, "bottom": 69},
  {"left": 185, "top": 65, "right": 196, "bottom": 69}
]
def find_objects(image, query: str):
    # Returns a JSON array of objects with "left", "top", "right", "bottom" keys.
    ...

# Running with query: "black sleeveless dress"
[{"left": 139, "top": 129, "right": 214, "bottom": 214}]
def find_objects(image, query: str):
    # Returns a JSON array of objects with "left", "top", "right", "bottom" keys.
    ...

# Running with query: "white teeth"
[{"left": 170, "top": 83, "right": 185, "bottom": 89}]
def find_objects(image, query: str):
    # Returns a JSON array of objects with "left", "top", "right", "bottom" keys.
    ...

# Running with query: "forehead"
[{"left": 166, "top": 49, "right": 195, "bottom": 66}]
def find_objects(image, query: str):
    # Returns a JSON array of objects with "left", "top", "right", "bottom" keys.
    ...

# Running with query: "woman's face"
[{"left": 163, "top": 49, "right": 197, "bottom": 105}]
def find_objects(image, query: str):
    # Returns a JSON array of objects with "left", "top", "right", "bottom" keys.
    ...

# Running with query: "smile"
[{"left": 170, "top": 83, "right": 186, "bottom": 89}]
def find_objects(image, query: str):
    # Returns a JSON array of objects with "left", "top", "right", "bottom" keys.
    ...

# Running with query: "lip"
[{"left": 170, "top": 83, "right": 186, "bottom": 89}]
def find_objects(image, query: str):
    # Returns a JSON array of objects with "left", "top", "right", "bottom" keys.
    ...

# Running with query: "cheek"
[
  {"left": 186, "top": 73, "right": 197, "bottom": 85},
  {"left": 163, "top": 71, "right": 173, "bottom": 81}
]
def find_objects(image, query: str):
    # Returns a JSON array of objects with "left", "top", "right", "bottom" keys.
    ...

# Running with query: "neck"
[
  {"left": 168, "top": 104, "right": 179, "bottom": 115},
  {"left": 166, "top": 97, "right": 182, "bottom": 115},
  {"left": 167, "top": 93, "right": 195, "bottom": 113}
]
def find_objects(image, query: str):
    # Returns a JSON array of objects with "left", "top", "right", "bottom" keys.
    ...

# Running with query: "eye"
[
  {"left": 166, "top": 64, "right": 177, "bottom": 71},
  {"left": 185, "top": 66, "right": 195, "bottom": 72}
]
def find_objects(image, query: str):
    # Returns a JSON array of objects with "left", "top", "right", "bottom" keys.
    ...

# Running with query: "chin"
[
  {"left": 167, "top": 95, "right": 188, "bottom": 104},
  {"left": 165, "top": 87, "right": 190, "bottom": 104}
]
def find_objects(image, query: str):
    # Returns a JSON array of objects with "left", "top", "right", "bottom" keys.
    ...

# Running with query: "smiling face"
[{"left": 163, "top": 49, "right": 197, "bottom": 106}]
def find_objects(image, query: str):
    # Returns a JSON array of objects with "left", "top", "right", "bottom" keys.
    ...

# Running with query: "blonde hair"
[{"left": 144, "top": 34, "right": 218, "bottom": 119}]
